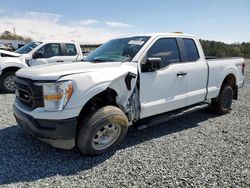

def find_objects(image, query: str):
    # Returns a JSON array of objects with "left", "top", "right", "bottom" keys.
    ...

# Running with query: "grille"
[{"left": 15, "top": 77, "right": 44, "bottom": 110}]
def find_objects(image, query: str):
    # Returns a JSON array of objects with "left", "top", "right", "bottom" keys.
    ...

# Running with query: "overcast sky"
[{"left": 0, "top": 0, "right": 249, "bottom": 44}]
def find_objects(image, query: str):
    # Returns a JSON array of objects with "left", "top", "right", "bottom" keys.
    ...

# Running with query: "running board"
[{"left": 137, "top": 102, "right": 210, "bottom": 130}]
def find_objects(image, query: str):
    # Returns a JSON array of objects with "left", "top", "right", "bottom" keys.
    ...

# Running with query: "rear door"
[
  {"left": 140, "top": 38, "right": 189, "bottom": 118},
  {"left": 179, "top": 38, "right": 208, "bottom": 105},
  {"left": 61, "top": 43, "right": 79, "bottom": 62}
]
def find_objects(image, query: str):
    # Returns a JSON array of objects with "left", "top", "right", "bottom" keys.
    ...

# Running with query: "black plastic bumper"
[{"left": 14, "top": 105, "right": 78, "bottom": 147}]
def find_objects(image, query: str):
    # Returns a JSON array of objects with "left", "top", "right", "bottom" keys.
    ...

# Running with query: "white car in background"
[{"left": 0, "top": 40, "right": 83, "bottom": 93}]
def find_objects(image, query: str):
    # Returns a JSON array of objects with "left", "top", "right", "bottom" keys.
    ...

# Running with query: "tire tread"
[{"left": 77, "top": 105, "right": 128, "bottom": 155}]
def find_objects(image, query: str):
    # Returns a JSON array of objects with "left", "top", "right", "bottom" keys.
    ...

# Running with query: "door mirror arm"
[
  {"left": 141, "top": 57, "right": 162, "bottom": 72},
  {"left": 32, "top": 52, "right": 43, "bottom": 59}
]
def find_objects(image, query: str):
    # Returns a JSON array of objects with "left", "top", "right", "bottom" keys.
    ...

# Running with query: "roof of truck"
[
  {"left": 137, "top": 32, "right": 195, "bottom": 37},
  {"left": 117, "top": 32, "right": 196, "bottom": 40},
  {"left": 35, "top": 40, "right": 78, "bottom": 44}
]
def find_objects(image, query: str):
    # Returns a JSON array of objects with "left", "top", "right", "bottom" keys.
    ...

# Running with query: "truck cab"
[
  {"left": 13, "top": 33, "right": 245, "bottom": 155},
  {"left": 0, "top": 40, "right": 83, "bottom": 93}
]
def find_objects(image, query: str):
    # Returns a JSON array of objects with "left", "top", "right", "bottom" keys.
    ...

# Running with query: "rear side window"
[
  {"left": 183, "top": 39, "right": 199, "bottom": 61},
  {"left": 147, "top": 38, "right": 181, "bottom": 68},
  {"left": 65, "top": 43, "right": 77, "bottom": 56}
]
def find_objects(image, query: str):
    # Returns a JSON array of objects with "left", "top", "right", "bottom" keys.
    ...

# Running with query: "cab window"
[
  {"left": 183, "top": 38, "right": 199, "bottom": 61},
  {"left": 65, "top": 43, "right": 77, "bottom": 56},
  {"left": 147, "top": 38, "right": 181, "bottom": 68}
]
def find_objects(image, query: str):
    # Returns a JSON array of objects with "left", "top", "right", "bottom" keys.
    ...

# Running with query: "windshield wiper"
[
  {"left": 95, "top": 59, "right": 106, "bottom": 62},
  {"left": 87, "top": 58, "right": 108, "bottom": 63},
  {"left": 121, "top": 56, "right": 131, "bottom": 63}
]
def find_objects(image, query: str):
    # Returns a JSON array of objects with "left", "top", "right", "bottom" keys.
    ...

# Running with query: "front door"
[
  {"left": 30, "top": 43, "right": 63, "bottom": 66},
  {"left": 139, "top": 38, "right": 188, "bottom": 118}
]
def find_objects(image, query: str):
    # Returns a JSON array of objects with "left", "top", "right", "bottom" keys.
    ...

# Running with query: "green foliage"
[
  {"left": 200, "top": 40, "right": 250, "bottom": 58},
  {"left": 0, "top": 30, "right": 32, "bottom": 42}
]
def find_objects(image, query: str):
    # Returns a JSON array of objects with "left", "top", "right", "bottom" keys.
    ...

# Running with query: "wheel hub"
[
  {"left": 92, "top": 123, "right": 121, "bottom": 150},
  {"left": 4, "top": 75, "right": 15, "bottom": 91}
]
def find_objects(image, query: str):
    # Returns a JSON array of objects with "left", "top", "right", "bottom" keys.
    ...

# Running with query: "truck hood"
[
  {"left": 16, "top": 61, "right": 124, "bottom": 80},
  {"left": 0, "top": 50, "right": 21, "bottom": 57}
]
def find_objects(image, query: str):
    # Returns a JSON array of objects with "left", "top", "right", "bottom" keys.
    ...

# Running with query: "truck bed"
[{"left": 206, "top": 57, "right": 245, "bottom": 99}]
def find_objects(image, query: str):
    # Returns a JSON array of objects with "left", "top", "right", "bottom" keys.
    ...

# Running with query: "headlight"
[{"left": 42, "top": 81, "right": 73, "bottom": 111}]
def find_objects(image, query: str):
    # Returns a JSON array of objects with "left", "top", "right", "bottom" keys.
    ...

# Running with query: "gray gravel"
[{"left": 0, "top": 60, "right": 249, "bottom": 187}]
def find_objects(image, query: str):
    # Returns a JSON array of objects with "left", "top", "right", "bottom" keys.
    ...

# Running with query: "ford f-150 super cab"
[
  {"left": 13, "top": 33, "right": 245, "bottom": 155},
  {"left": 0, "top": 40, "right": 83, "bottom": 93}
]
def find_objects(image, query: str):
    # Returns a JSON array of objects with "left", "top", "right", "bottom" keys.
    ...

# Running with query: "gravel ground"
[{"left": 0, "top": 60, "right": 249, "bottom": 187}]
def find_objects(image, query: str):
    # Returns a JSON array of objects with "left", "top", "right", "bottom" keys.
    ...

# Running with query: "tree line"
[
  {"left": 0, "top": 30, "right": 249, "bottom": 58},
  {"left": 0, "top": 31, "right": 32, "bottom": 43},
  {"left": 200, "top": 40, "right": 250, "bottom": 58}
]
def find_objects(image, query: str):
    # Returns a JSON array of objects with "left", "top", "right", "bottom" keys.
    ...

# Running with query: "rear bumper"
[{"left": 14, "top": 105, "right": 78, "bottom": 149}]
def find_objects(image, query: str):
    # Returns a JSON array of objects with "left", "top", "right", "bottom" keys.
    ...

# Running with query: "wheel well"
[
  {"left": 221, "top": 73, "right": 237, "bottom": 99},
  {"left": 78, "top": 88, "right": 118, "bottom": 122},
  {"left": 2, "top": 67, "right": 20, "bottom": 74}
]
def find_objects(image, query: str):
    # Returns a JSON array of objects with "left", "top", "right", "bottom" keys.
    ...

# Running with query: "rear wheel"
[
  {"left": 77, "top": 106, "right": 128, "bottom": 155},
  {"left": 0, "top": 71, "right": 16, "bottom": 93},
  {"left": 211, "top": 84, "right": 233, "bottom": 114}
]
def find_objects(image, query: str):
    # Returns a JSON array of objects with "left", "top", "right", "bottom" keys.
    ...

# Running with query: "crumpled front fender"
[{"left": 61, "top": 62, "right": 138, "bottom": 114}]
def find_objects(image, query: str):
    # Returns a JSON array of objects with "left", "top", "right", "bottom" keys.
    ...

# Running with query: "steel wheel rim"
[
  {"left": 92, "top": 123, "right": 121, "bottom": 150},
  {"left": 4, "top": 75, "right": 15, "bottom": 91}
]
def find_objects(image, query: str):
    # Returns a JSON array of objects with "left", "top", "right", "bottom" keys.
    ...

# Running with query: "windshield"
[
  {"left": 15, "top": 41, "right": 42, "bottom": 54},
  {"left": 85, "top": 36, "right": 150, "bottom": 63}
]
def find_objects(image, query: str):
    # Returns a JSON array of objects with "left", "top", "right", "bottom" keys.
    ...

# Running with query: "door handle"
[
  {"left": 57, "top": 60, "right": 64, "bottom": 62},
  {"left": 177, "top": 71, "right": 187, "bottom": 76}
]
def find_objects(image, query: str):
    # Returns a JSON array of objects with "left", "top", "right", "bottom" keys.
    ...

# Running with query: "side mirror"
[
  {"left": 141, "top": 57, "right": 162, "bottom": 72},
  {"left": 33, "top": 52, "right": 43, "bottom": 59}
]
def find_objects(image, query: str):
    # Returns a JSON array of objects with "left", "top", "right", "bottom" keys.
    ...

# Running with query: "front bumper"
[{"left": 14, "top": 105, "right": 78, "bottom": 149}]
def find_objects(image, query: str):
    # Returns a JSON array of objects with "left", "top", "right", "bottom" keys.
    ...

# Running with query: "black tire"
[
  {"left": 77, "top": 106, "right": 128, "bottom": 155},
  {"left": 211, "top": 84, "right": 233, "bottom": 115},
  {"left": 0, "top": 71, "right": 16, "bottom": 93}
]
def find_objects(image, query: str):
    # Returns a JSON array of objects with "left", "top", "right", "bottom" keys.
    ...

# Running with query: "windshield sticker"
[{"left": 128, "top": 40, "right": 145, "bottom": 45}]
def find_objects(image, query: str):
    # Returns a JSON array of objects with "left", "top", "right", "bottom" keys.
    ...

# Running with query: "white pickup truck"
[
  {"left": 0, "top": 40, "right": 83, "bottom": 93},
  {"left": 13, "top": 33, "right": 245, "bottom": 155}
]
